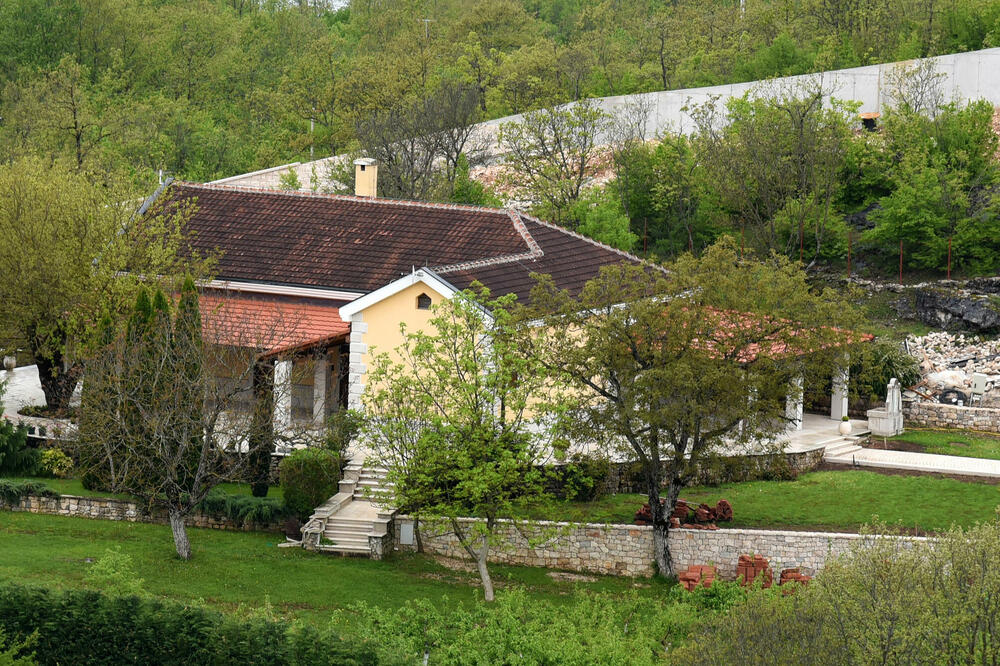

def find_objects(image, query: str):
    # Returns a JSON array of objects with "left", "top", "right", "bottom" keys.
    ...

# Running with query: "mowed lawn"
[
  {"left": 0, "top": 477, "right": 284, "bottom": 501},
  {"left": 522, "top": 470, "right": 1000, "bottom": 533},
  {"left": 885, "top": 428, "right": 1000, "bottom": 460},
  {"left": 0, "top": 512, "right": 661, "bottom": 627}
]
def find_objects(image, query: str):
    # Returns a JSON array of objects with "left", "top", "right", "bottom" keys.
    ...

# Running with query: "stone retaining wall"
[
  {"left": 903, "top": 401, "right": 1000, "bottom": 433},
  {"left": 399, "top": 517, "right": 923, "bottom": 579},
  {"left": 2, "top": 494, "right": 283, "bottom": 532}
]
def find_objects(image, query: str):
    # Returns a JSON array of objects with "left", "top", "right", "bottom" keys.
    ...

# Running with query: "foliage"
[
  {"left": 0, "top": 627, "right": 34, "bottom": 666},
  {"left": 527, "top": 238, "right": 865, "bottom": 574},
  {"left": 549, "top": 454, "right": 611, "bottom": 502},
  {"left": 0, "top": 582, "right": 375, "bottom": 665},
  {"left": 450, "top": 153, "right": 501, "bottom": 207},
  {"left": 0, "top": 421, "right": 36, "bottom": 476},
  {"left": 277, "top": 167, "right": 302, "bottom": 191},
  {"left": 321, "top": 410, "right": 361, "bottom": 459},
  {"left": 83, "top": 549, "right": 146, "bottom": 598},
  {"left": 0, "top": 480, "right": 58, "bottom": 504},
  {"left": 197, "top": 489, "right": 290, "bottom": 527},
  {"left": 569, "top": 187, "right": 638, "bottom": 251},
  {"left": 37, "top": 448, "right": 73, "bottom": 479},
  {"left": 677, "top": 521, "right": 1000, "bottom": 664},
  {"left": 337, "top": 587, "right": 711, "bottom": 664},
  {"left": 0, "top": 158, "right": 206, "bottom": 409},
  {"left": 851, "top": 338, "right": 922, "bottom": 400},
  {"left": 278, "top": 448, "right": 341, "bottom": 522},
  {"left": 362, "top": 286, "right": 558, "bottom": 601}
]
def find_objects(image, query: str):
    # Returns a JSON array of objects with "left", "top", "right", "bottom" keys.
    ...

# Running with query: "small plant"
[
  {"left": 0, "top": 420, "right": 37, "bottom": 476},
  {"left": 842, "top": 415, "right": 850, "bottom": 422},
  {"left": 38, "top": 448, "right": 73, "bottom": 478},
  {"left": 84, "top": 548, "right": 146, "bottom": 598}
]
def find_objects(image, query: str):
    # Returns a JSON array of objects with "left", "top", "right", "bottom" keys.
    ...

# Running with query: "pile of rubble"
[
  {"left": 634, "top": 499, "right": 733, "bottom": 530},
  {"left": 907, "top": 332, "right": 1000, "bottom": 405}
]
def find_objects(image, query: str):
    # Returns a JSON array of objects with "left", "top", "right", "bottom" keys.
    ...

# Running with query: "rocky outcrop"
[{"left": 914, "top": 288, "right": 1000, "bottom": 333}]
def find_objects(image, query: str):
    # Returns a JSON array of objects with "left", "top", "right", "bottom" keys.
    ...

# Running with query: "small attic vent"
[{"left": 416, "top": 293, "right": 432, "bottom": 310}]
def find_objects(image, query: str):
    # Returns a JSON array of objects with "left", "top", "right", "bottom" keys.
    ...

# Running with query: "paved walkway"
[{"left": 824, "top": 441, "right": 1000, "bottom": 478}]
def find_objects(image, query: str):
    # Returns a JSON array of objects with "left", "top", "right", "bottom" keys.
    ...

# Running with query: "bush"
[
  {"left": 0, "top": 421, "right": 36, "bottom": 476},
  {"left": 37, "top": 448, "right": 72, "bottom": 479},
  {"left": 0, "top": 480, "right": 58, "bottom": 504},
  {"left": 550, "top": 454, "right": 611, "bottom": 501},
  {"left": 196, "top": 490, "right": 289, "bottom": 527},
  {"left": 279, "top": 448, "right": 341, "bottom": 521},
  {"left": 0, "top": 626, "right": 35, "bottom": 666},
  {"left": 83, "top": 549, "right": 146, "bottom": 598},
  {"left": 0, "top": 582, "right": 376, "bottom": 665}
]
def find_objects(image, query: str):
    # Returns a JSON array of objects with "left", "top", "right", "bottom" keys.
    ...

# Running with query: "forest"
[{"left": 2, "top": 0, "right": 999, "bottom": 274}]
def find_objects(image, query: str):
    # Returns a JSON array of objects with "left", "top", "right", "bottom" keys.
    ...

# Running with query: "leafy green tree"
[
  {"left": 362, "top": 287, "right": 557, "bottom": 601},
  {"left": 450, "top": 153, "right": 501, "bottom": 207},
  {"left": 568, "top": 186, "right": 638, "bottom": 251},
  {"left": 0, "top": 158, "right": 203, "bottom": 410},
  {"left": 498, "top": 100, "right": 610, "bottom": 224},
  {"left": 527, "top": 239, "right": 862, "bottom": 575}
]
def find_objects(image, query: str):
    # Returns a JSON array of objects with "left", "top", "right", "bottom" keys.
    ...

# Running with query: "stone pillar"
[
  {"left": 273, "top": 359, "right": 292, "bottom": 431},
  {"left": 313, "top": 352, "right": 328, "bottom": 426},
  {"left": 347, "top": 314, "right": 368, "bottom": 411},
  {"left": 785, "top": 376, "right": 803, "bottom": 431},
  {"left": 831, "top": 367, "right": 849, "bottom": 421}
]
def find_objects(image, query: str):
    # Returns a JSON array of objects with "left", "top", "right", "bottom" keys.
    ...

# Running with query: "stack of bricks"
[
  {"left": 779, "top": 567, "right": 812, "bottom": 591},
  {"left": 678, "top": 564, "right": 717, "bottom": 591},
  {"left": 737, "top": 554, "right": 773, "bottom": 588}
]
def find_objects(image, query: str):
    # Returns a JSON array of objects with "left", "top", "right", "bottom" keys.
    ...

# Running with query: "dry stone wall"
[
  {"left": 2, "top": 494, "right": 283, "bottom": 532},
  {"left": 399, "top": 517, "right": 925, "bottom": 579},
  {"left": 903, "top": 401, "right": 1000, "bottom": 433}
]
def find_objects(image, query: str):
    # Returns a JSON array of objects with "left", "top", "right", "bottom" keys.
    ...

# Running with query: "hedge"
[{"left": 0, "top": 583, "right": 376, "bottom": 665}]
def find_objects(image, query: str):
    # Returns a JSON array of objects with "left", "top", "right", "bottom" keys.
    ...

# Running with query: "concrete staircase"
[
  {"left": 822, "top": 431, "right": 871, "bottom": 464},
  {"left": 300, "top": 458, "right": 395, "bottom": 557}
]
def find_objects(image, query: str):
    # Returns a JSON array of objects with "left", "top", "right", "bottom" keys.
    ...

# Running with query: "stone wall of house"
[
  {"left": 397, "top": 517, "right": 924, "bottom": 578},
  {"left": 903, "top": 401, "right": 1000, "bottom": 433},
  {"left": 2, "top": 494, "right": 283, "bottom": 532}
]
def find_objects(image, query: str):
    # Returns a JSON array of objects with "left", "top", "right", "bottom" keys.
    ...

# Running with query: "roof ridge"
[
  {"left": 432, "top": 210, "right": 544, "bottom": 274},
  {"left": 174, "top": 181, "right": 515, "bottom": 217}
]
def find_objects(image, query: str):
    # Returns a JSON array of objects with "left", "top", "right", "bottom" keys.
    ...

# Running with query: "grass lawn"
[
  {"left": 0, "top": 512, "right": 663, "bottom": 627},
  {"left": 884, "top": 428, "right": 1000, "bottom": 461},
  {"left": 0, "top": 476, "right": 284, "bottom": 501},
  {"left": 521, "top": 470, "right": 1000, "bottom": 533}
]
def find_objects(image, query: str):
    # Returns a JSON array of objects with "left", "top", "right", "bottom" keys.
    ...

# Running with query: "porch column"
[
  {"left": 313, "top": 352, "right": 328, "bottom": 426},
  {"left": 831, "top": 367, "right": 849, "bottom": 421},
  {"left": 273, "top": 359, "right": 292, "bottom": 432},
  {"left": 785, "top": 376, "right": 803, "bottom": 431}
]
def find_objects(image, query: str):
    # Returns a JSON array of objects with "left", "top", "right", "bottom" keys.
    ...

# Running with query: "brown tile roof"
[{"left": 171, "top": 182, "right": 642, "bottom": 301}]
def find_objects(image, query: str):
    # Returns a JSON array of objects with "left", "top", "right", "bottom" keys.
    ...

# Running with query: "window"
[{"left": 416, "top": 293, "right": 432, "bottom": 310}]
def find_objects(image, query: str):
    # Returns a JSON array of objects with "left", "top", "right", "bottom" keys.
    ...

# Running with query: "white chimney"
[{"left": 354, "top": 158, "right": 377, "bottom": 197}]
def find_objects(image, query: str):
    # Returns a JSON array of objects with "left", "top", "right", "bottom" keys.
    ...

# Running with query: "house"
[{"left": 162, "top": 159, "right": 640, "bottom": 439}]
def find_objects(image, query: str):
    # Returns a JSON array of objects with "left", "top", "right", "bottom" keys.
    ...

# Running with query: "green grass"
[
  {"left": 885, "top": 428, "right": 1000, "bottom": 461},
  {"left": 0, "top": 477, "right": 283, "bottom": 501},
  {"left": 0, "top": 512, "right": 662, "bottom": 627},
  {"left": 520, "top": 471, "right": 1000, "bottom": 533}
]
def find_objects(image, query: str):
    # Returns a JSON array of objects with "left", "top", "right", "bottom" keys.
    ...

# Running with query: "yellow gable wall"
[{"left": 358, "top": 281, "right": 447, "bottom": 375}]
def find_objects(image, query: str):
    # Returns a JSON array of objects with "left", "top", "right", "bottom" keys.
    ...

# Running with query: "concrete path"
[
  {"left": 824, "top": 441, "right": 1000, "bottom": 478},
  {"left": 1, "top": 365, "right": 47, "bottom": 416}
]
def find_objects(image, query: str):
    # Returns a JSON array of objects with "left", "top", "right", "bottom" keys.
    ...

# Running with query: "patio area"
[{"left": 780, "top": 413, "right": 869, "bottom": 453}]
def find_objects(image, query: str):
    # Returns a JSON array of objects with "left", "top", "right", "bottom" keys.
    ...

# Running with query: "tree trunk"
[
  {"left": 476, "top": 536, "right": 495, "bottom": 602},
  {"left": 652, "top": 520, "right": 672, "bottom": 577},
  {"left": 168, "top": 509, "right": 192, "bottom": 560},
  {"left": 35, "top": 351, "right": 79, "bottom": 412},
  {"left": 248, "top": 360, "right": 275, "bottom": 497}
]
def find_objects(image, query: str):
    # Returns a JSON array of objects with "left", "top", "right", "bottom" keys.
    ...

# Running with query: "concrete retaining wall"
[
  {"left": 903, "top": 401, "right": 1000, "bottom": 433},
  {"left": 397, "top": 516, "right": 919, "bottom": 578},
  {"left": 2, "top": 494, "right": 283, "bottom": 532}
]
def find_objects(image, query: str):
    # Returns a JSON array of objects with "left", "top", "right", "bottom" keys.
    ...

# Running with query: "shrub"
[
  {"left": 279, "top": 448, "right": 341, "bottom": 521},
  {"left": 37, "top": 448, "right": 73, "bottom": 479},
  {"left": 0, "top": 582, "right": 375, "bottom": 665},
  {"left": 0, "top": 626, "right": 35, "bottom": 666},
  {"left": 550, "top": 454, "right": 611, "bottom": 501},
  {"left": 83, "top": 549, "right": 146, "bottom": 598},
  {"left": 0, "top": 421, "right": 36, "bottom": 476},
  {"left": 0, "top": 480, "right": 58, "bottom": 504},
  {"left": 196, "top": 490, "right": 289, "bottom": 527}
]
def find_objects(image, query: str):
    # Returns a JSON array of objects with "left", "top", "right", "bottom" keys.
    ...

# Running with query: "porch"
[{"left": 780, "top": 413, "right": 869, "bottom": 453}]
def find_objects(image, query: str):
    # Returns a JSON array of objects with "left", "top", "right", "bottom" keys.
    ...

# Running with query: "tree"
[
  {"left": 361, "top": 287, "right": 557, "bottom": 601},
  {"left": 0, "top": 158, "right": 203, "bottom": 410},
  {"left": 498, "top": 100, "right": 610, "bottom": 224},
  {"left": 526, "top": 239, "right": 861, "bottom": 575},
  {"left": 77, "top": 279, "right": 293, "bottom": 559}
]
